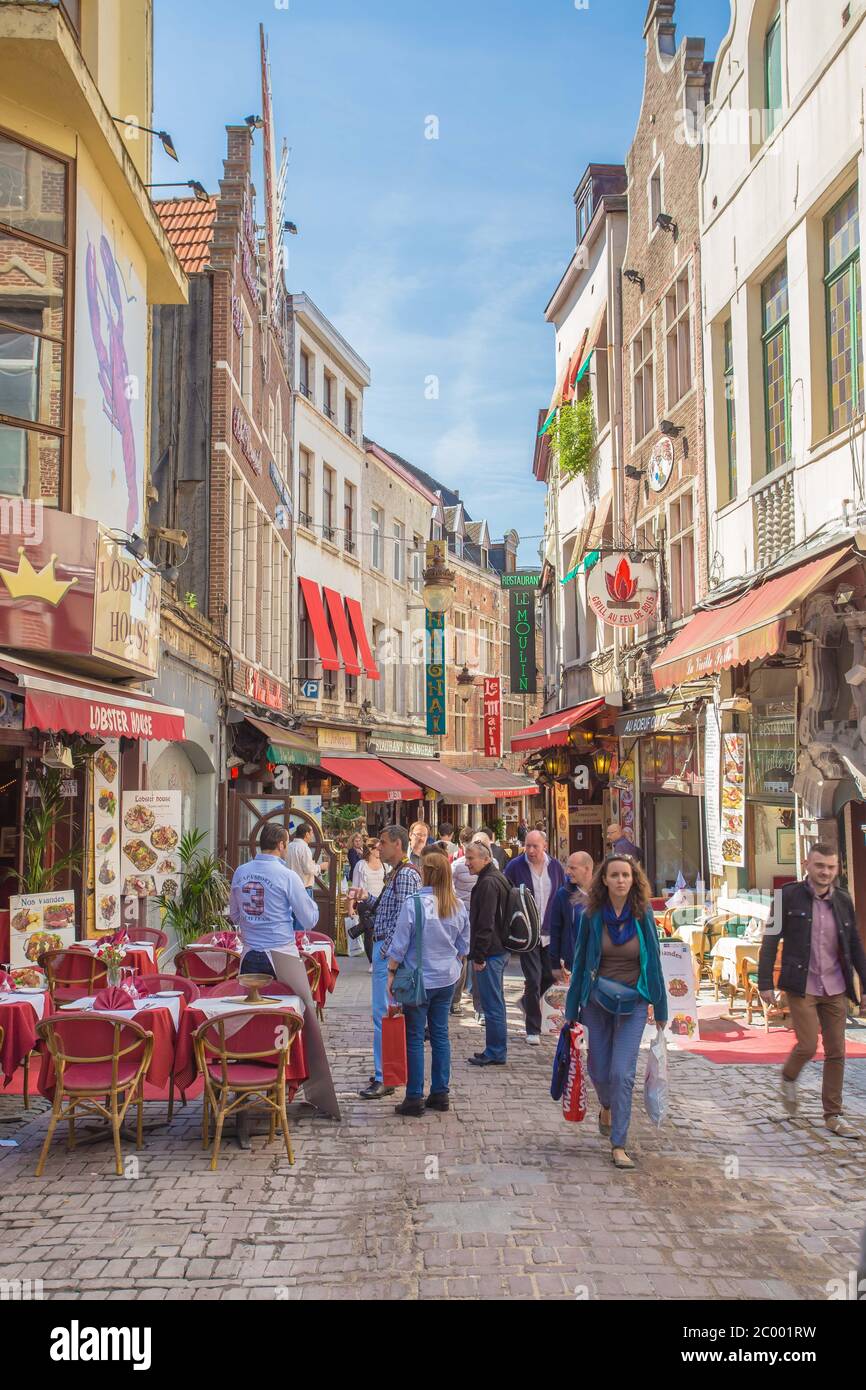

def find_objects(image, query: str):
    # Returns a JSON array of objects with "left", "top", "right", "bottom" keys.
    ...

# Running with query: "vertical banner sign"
[
  {"left": 721, "top": 733, "right": 746, "bottom": 869},
  {"left": 508, "top": 589, "right": 538, "bottom": 695},
  {"left": 660, "top": 940, "right": 700, "bottom": 1041},
  {"left": 92, "top": 738, "right": 122, "bottom": 936},
  {"left": 483, "top": 677, "right": 502, "bottom": 758},
  {"left": 704, "top": 700, "right": 723, "bottom": 878},
  {"left": 554, "top": 781, "right": 570, "bottom": 860},
  {"left": 425, "top": 610, "right": 447, "bottom": 737}
]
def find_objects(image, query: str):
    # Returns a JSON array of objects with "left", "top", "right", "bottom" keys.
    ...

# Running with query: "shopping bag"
[
  {"left": 562, "top": 1022, "right": 588, "bottom": 1123},
  {"left": 540, "top": 982, "right": 569, "bottom": 1038},
  {"left": 345, "top": 915, "right": 365, "bottom": 956},
  {"left": 382, "top": 1009, "right": 408, "bottom": 1087},
  {"left": 643, "top": 1025, "right": 668, "bottom": 1127}
]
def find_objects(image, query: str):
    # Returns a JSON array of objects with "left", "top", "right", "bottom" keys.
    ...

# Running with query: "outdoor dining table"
[
  {"left": 0, "top": 988, "right": 48, "bottom": 1085},
  {"left": 36, "top": 993, "right": 184, "bottom": 1098},
  {"left": 173, "top": 988, "right": 308, "bottom": 1098},
  {"left": 67, "top": 940, "right": 156, "bottom": 980},
  {"left": 709, "top": 934, "right": 764, "bottom": 986},
  {"left": 295, "top": 932, "right": 339, "bottom": 1009}
]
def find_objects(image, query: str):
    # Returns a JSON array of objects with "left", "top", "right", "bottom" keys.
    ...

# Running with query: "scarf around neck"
[{"left": 601, "top": 898, "right": 639, "bottom": 946}]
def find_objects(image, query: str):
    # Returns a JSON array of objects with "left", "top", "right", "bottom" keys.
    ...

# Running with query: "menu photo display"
[
  {"left": 10, "top": 889, "right": 76, "bottom": 968},
  {"left": 92, "top": 737, "right": 121, "bottom": 935},
  {"left": 120, "top": 790, "right": 182, "bottom": 900}
]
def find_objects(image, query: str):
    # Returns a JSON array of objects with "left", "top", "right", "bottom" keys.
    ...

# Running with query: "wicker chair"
[
  {"left": 175, "top": 945, "right": 241, "bottom": 992},
  {"left": 42, "top": 949, "right": 109, "bottom": 1005}
]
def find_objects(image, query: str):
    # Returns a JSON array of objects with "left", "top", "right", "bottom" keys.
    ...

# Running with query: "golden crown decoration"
[{"left": 0, "top": 548, "right": 78, "bottom": 606}]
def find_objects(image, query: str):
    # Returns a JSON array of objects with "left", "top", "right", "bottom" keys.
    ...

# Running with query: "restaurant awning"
[
  {"left": 323, "top": 587, "right": 362, "bottom": 677},
  {"left": 511, "top": 696, "right": 608, "bottom": 751},
  {"left": 345, "top": 597, "right": 380, "bottom": 680},
  {"left": 539, "top": 327, "right": 590, "bottom": 436},
  {"left": 0, "top": 657, "right": 185, "bottom": 741},
  {"left": 318, "top": 755, "right": 421, "bottom": 803},
  {"left": 464, "top": 768, "right": 541, "bottom": 798},
  {"left": 561, "top": 491, "right": 612, "bottom": 585},
  {"left": 298, "top": 577, "right": 340, "bottom": 671},
  {"left": 244, "top": 715, "right": 320, "bottom": 767},
  {"left": 380, "top": 758, "right": 495, "bottom": 804},
  {"left": 651, "top": 547, "right": 850, "bottom": 691}
]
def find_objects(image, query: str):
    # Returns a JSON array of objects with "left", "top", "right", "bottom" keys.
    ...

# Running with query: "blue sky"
[{"left": 153, "top": 0, "right": 731, "bottom": 561}]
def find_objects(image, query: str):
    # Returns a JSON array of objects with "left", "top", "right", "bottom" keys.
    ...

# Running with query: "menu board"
[
  {"left": 660, "top": 940, "right": 700, "bottom": 1041},
  {"left": 92, "top": 738, "right": 121, "bottom": 935},
  {"left": 120, "top": 790, "right": 182, "bottom": 899},
  {"left": 10, "top": 889, "right": 76, "bottom": 967},
  {"left": 721, "top": 733, "right": 746, "bottom": 868},
  {"left": 704, "top": 702, "right": 723, "bottom": 877}
]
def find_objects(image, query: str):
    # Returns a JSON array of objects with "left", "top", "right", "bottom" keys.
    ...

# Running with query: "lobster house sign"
[{"left": 587, "top": 553, "right": 658, "bottom": 629}]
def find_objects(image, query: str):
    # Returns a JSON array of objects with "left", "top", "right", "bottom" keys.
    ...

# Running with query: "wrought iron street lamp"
[
  {"left": 456, "top": 666, "right": 475, "bottom": 704},
  {"left": 422, "top": 542, "right": 456, "bottom": 614}
]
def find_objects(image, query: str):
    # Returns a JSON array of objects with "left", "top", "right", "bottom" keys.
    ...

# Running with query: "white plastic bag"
[
  {"left": 643, "top": 1025, "right": 668, "bottom": 1127},
  {"left": 345, "top": 915, "right": 365, "bottom": 956}
]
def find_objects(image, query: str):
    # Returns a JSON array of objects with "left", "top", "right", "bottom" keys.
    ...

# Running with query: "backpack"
[{"left": 502, "top": 879, "right": 540, "bottom": 954}]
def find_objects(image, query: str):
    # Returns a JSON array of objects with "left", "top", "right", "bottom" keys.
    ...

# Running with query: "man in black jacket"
[
  {"left": 759, "top": 841, "right": 866, "bottom": 1137},
  {"left": 465, "top": 842, "right": 510, "bottom": 1067}
]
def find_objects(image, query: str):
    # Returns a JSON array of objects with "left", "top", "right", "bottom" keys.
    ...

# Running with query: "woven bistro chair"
[
  {"left": 34, "top": 1013, "right": 153, "bottom": 1177},
  {"left": 193, "top": 1006, "right": 304, "bottom": 1171},
  {"left": 123, "top": 926, "right": 169, "bottom": 963},
  {"left": 302, "top": 952, "right": 324, "bottom": 1021},
  {"left": 175, "top": 945, "right": 241, "bottom": 992},
  {"left": 135, "top": 974, "right": 201, "bottom": 1119},
  {"left": 740, "top": 955, "right": 789, "bottom": 1032},
  {"left": 42, "top": 948, "right": 109, "bottom": 1005}
]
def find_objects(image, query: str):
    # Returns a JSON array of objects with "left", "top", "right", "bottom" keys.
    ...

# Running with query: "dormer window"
[{"left": 577, "top": 187, "right": 594, "bottom": 244}]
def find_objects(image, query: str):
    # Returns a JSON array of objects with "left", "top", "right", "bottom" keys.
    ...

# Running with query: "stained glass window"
[
  {"left": 824, "top": 186, "right": 863, "bottom": 433},
  {"left": 762, "top": 261, "right": 790, "bottom": 473}
]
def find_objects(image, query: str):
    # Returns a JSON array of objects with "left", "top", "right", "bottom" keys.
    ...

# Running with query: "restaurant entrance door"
[
  {"left": 644, "top": 793, "right": 707, "bottom": 898},
  {"left": 227, "top": 793, "right": 338, "bottom": 941}
]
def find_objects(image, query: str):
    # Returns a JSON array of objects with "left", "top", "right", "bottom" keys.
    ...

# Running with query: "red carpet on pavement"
[{"left": 673, "top": 1006, "right": 866, "bottom": 1064}]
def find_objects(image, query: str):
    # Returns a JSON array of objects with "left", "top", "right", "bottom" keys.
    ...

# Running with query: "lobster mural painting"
[{"left": 85, "top": 234, "right": 139, "bottom": 533}]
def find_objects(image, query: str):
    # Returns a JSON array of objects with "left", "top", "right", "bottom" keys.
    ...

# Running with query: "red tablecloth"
[
  {"left": 54, "top": 946, "right": 154, "bottom": 999},
  {"left": 36, "top": 1003, "right": 179, "bottom": 1099},
  {"left": 174, "top": 993, "right": 308, "bottom": 1094},
  {"left": 295, "top": 934, "right": 339, "bottom": 1009},
  {"left": 0, "top": 997, "right": 40, "bottom": 1085}
]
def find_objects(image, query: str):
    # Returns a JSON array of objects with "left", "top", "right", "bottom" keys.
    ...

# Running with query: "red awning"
[
  {"left": 0, "top": 657, "right": 185, "bottom": 741},
  {"left": 318, "top": 755, "right": 421, "bottom": 803},
  {"left": 511, "top": 697, "right": 607, "bottom": 751},
  {"left": 323, "top": 587, "right": 362, "bottom": 677},
  {"left": 345, "top": 597, "right": 380, "bottom": 680},
  {"left": 299, "top": 577, "right": 340, "bottom": 671},
  {"left": 651, "top": 547, "right": 850, "bottom": 690},
  {"left": 380, "top": 758, "right": 495, "bottom": 804},
  {"left": 464, "top": 768, "right": 541, "bottom": 798}
]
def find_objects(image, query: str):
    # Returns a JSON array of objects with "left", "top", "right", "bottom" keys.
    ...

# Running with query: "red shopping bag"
[
  {"left": 562, "top": 1023, "right": 588, "bottom": 1123},
  {"left": 382, "top": 1009, "right": 407, "bottom": 1086}
]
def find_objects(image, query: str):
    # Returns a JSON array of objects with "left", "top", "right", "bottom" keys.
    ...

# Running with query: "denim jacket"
[{"left": 564, "top": 907, "right": 668, "bottom": 1023}]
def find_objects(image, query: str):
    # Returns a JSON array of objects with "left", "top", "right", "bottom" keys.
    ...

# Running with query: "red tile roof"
[{"left": 153, "top": 196, "right": 217, "bottom": 274}]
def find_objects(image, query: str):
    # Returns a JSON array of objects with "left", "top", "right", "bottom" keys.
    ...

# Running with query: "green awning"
[
  {"left": 267, "top": 741, "right": 319, "bottom": 767},
  {"left": 576, "top": 350, "right": 593, "bottom": 383},
  {"left": 560, "top": 549, "right": 600, "bottom": 586}
]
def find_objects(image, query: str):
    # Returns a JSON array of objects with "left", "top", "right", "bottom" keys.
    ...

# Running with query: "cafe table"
[
  {"left": 709, "top": 934, "right": 764, "bottom": 987},
  {"left": 68, "top": 939, "right": 156, "bottom": 979},
  {"left": 173, "top": 988, "right": 308, "bottom": 1098},
  {"left": 0, "top": 987, "right": 47, "bottom": 1087},
  {"left": 36, "top": 992, "right": 183, "bottom": 1098},
  {"left": 294, "top": 933, "right": 339, "bottom": 1009}
]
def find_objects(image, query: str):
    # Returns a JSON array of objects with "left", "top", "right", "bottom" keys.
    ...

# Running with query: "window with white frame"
[
  {"left": 479, "top": 618, "right": 495, "bottom": 674},
  {"left": 371, "top": 506, "right": 383, "bottom": 570},
  {"left": 452, "top": 608, "right": 468, "bottom": 666},
  {"left": 323, "top": 371, "right": 336, "bottom": 422},
  {"left": 344, "top": 392, "right": 356, "bottom": 440},
  {"left": 240, "top": 303, "right": 254, "bottom": 413},
  {"left": 393, "top": 521, "right": 405, "bottom": 582},
  {"left": 344, "top": 482, "right": 356, "bottom": 554},
  {"left": 261, "top": 525, "right": 273, "bottom": 671},
  {"left": 665, "top": 268, "right": 692, "bottom": 406},
  {"left": 322, "top": 465, "right": 336, "bottom": 542},
  {"left": 668, "top": 490, "right": 695, "bottom": 623},
  {"left": 243, "top": 492, "right": 258, "bottom": 662},
  {"left": 298, "top": 448, "right": 313, "bottom": 526},
  {"left": 274, "top": 394, "right": 283, "bottom": 472},
  {"left": 453, "top": 693, "right": 468, "bottom": 752},
  {"left": 632, "top": 322, "right": 654, "bottom": 443},
  {"left": 299, "top": 347, "right": 313, "bottom": 401},
  {"left": 267, "top": 396, "right": 275, "bottom": 451},
  {"left": 411, "top": 536, "right": 423, "bottom": 593},
  {"left": 372, "top": 624, "right": 385, "bottom": 710},
  {"left": 410, "top": 629, "right": 425, "bottom": 714},
  {"left": 229, "top": 471, "right": 245, "bottom": 652}
]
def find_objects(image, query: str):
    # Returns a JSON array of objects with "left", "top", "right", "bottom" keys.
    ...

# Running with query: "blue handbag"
[
  {"left": 391, "top": 895, "right": 427, "bottom": 1007},
  {"left": 590, "top": 975, "right": 642, "bottom": 1016}
]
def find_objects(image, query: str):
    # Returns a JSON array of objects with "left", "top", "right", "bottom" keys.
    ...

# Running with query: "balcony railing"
[
  {"left": 322, "top": 404, "right": 335, "bottom": 422},
  {"left": 753, "top": 468, "right": 795, "bottom": 569},
  {"left": 298, "top": 383, "right": 313, "bottom": 401}
]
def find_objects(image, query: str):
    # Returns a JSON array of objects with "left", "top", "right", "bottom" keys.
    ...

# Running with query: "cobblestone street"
[{"left": 2, "top": 956, "right": 865, "bottom": 1301}]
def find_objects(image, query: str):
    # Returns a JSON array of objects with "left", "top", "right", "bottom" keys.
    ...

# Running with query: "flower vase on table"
[{"left": 95, "top": 941, "right": 127, "bottom": 988}]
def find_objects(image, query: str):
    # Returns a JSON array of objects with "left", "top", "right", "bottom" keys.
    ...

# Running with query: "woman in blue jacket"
[
  {"left": 564, "top": 854, "right": 667, "bottom": 1170},
  {"left": 548, "top": 851, "right": 595, "bottom": 981}
]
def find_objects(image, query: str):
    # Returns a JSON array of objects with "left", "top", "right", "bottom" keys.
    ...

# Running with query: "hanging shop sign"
[
  {"left": 704, "top": 700, "right": 723, "bottom": 878},
  {"left": 245, "top": 664, "right": 286, "bottom": 711},
  {"left": 483, "top": 677, "right": 502, "bottom": 759},
  {"left": 554, "top": 782, "right": 570, "bottom": 859},
  {"left": 425, "top": 609, "right": 447, "bottom": 736},
  {"left": 500, "top": 572, "right": 541, "bottom": 589},
  {"left": 92, "top": 533, "right": 160, "bottom": 677},
  {"left": 316, "top": 728, "right": 357, "bottom": 751},
  {"left": 508, "top": 588, "right": 538, "bottom": 695},
  {"left": 92, "top": 738, "right": 122, "bottom": 936},
  {"left": 120, "top": 790, "right": 182, "bottom": 900},
  {"left": 648, "top": 436, "right": 675, "bottom": 493},
  {"left": 720, "top": 733, "right": 746, "bottom": 868},
  {"left": 587, "top": 553, "right": 658, "bottom": 629}
]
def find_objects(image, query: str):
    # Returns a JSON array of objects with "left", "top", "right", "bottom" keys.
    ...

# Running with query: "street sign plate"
[{"left": 301, "top": 680, "right": 320, "bottom": 700}]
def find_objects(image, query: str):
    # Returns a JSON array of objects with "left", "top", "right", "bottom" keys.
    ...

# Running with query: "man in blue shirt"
[{"left": 229, "top": 822, "right": 320, "bottom": 972}]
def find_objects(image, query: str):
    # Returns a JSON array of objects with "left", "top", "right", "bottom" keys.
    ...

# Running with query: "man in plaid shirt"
[{"left": 357, "top": 825, "right": 421, "bottom": 1099}]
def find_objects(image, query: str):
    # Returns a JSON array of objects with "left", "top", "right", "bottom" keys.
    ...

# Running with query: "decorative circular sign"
[
  {"left": 586, "top": 552, "right": 659, "bottom": 628},
  {"left": 648, "top": 436, "right": 674, "bottom": 492}
]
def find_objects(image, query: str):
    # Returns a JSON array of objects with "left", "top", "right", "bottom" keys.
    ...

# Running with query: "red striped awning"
[
  {"left": 298, "top": 577, "right": 339, "bottom": 671},
  {"left": 510, "top": 697, "right": 607, "bottom": 751},
  {"left": 0, "top": 657, "right": 185, "bottom": 741},
  {"left": 323, "top": 587, "right": 362, "bottom": 677},
  {"left": 651, "top": 547, "right": 850, "bottom": 690},
  {"left": 318, "top": 756, "right": 420, "bottom": 802},
  {"left": 345, "top": 597, "right": 380, "bottom": 680}
]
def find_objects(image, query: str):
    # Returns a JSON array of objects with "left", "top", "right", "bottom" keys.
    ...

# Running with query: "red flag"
[{"left": 483, "top": 677, "right": 502, "bottom": 759}]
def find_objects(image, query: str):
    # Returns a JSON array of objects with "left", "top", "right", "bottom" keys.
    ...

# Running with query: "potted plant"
[
  {"left": 6, "top": 765, "right": 83, "bottom": 894},
  {"left": 154, "top": 829, "right": 230, "bottom": 949}
]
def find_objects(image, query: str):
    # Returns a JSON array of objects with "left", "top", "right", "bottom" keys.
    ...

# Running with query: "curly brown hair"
[{"left": 585, "top": 853, "right": 652, "bottom": 920}]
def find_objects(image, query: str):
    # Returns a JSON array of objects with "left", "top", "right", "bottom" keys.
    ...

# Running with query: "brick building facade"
[{"left": 620, "top": 1, "right": 712, "bottom": 688}]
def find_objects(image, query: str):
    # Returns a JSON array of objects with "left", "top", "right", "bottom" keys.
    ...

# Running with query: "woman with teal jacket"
[{"left": 564, "top": 854, "right": 667, "bottom": 1170}]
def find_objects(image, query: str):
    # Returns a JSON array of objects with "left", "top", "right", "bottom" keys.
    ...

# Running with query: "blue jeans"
[
  {"left": 581, "top": 997, "right": 649, "bottom": 1148},
  {"left": 474, "top": 953, "right": 508, "bottom": 1062},
  {"left": 371, "top": 942, "right": 390, "bottom": 1083},
  {"left": 404, "top": 984, "right": 455, "bottom": 1099}
]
